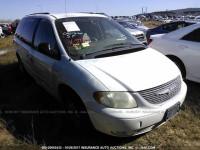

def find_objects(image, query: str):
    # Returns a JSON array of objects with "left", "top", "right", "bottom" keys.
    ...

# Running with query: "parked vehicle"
[
  {"left": 0, "top": 26, "right": 5, "bottom": 38},
  {"left": 14, "top": 12, "right": 187, "bottom": 137},
  {"left": 0, "top": 24, "right": 12, "bottom": 35},
  {"left": 146, "top": 21, "right": 195, "bottom": 39},
  {"left": 163, "top": 19, "right": 172, "bottom": 23},
  {"left": 125, "top": 20, "right": 149, "bottom": 32},
  {"left": 149, "top": 23, "right": 200, "bottom": 82},
  {"left": 10, "top": 22, "right": 19, "bottom": 33},
  {"left": 175, "top": 16, "right": 185, "bottom": 20},
  {"left": 185, "top": 15, "right": 196, "bottom": 20},
  {"left": 126, "top": 19, "right": 142, "bottom": 26},
  {"left": 117, "top": 21, "right": 147, "bottom": 45},
  {"left": 195, "top": 16, "right": 200, "bottom": 20}
]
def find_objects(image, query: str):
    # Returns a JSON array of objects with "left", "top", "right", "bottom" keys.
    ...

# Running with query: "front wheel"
[
  {"left": 60, "top": 88, "right": 92, "bottom": 130},
  {"left": 17, "top": 56, "right": 28, "bottom": 77},
  {"left": 0, "top": 34, "right": 5, "bottom": 38},
  {"left": 172, "top": 59, "right": 186, "bottom": 79}
]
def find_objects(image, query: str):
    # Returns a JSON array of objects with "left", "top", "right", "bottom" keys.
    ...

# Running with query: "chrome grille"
[
  {"left": 135, "top": 34, "right": 145, "bottom": 41},
  {"left": 138, "top": 76, "right": 182, "bottom": 104}
]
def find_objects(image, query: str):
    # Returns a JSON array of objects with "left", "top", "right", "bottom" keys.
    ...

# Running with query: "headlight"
[{"left": 94, "top": 92, "right": 137, "bottom": 109}]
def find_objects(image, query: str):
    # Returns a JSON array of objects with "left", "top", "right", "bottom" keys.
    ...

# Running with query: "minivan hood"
[{"left": 76, "top": 48, "right": 180, "bottom": 91}]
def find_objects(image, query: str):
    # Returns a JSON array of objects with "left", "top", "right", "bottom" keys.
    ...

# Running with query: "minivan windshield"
[{"left": 56, "top": 17, "right": 143, "bottom": 60}]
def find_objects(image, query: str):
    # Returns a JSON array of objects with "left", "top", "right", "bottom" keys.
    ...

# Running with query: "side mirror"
[
  {"left": 38, "top": 43, "right": 51, "bottom": 52},
  {"left": 37, "top": 43, "right": 60, "bottom": 60}
]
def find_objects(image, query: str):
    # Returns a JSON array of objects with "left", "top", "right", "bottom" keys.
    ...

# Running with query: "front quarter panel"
[{"left": 54, "top": 55, "right": 108, "bottom": 105}]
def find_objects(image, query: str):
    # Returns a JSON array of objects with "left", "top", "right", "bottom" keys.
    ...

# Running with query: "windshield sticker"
[
  {"left": 69, "top": 38, "right": 91, "bottom": 46},
  {"left": 89, "top": 43, "right": 95, "bottom": 46},
  {"left": 117, "top": 38, "right": 126, "bottom": 41},
  {"left": 63, "top": 22, "right": 80, "bottom": 32},
  {"left": 117, "top": 36, "right": 127, "bottom": 41},
  {"left": 73, "top": 43, "right": 82, "bottom": 50},
  {"left": 82, "top": 43, "right": 90, "bottom": 47},
  {"left": 63, "top": 32, "right": 83, "bottom": 38}
]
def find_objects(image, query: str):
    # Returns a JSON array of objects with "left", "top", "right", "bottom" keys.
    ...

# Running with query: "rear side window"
[
  {"left": 15, "top": 18, "right": 26, "bottom": 37},
  {"left": 182, "top": 28, "right": 200, "bottom": 42},
  {"left": 16, "top": 18, "right": 39, "bottom": 45},
  {"left": 21, "top": 18, "right": 39, "bottom": 44}
]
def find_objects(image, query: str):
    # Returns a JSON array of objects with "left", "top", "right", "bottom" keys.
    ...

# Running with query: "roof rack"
[
  {"left": 28, "top": 12, "right": 50, "bottom": 16},
  {"left": 79, "top": 12, "right": 109, "bottom": 17}
]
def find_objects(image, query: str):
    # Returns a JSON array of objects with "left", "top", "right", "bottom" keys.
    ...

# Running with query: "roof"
[{"left": 27, "top": 12, "right": 108, "bottom": 19}]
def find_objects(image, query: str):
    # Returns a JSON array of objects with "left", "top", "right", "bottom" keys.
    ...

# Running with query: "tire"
[
  {"left": 0, "top": 34, "right": 5, "bottom": 38},
  {"left": 175, "top": 61, "right": 186, "bottom": 79},
  {"left": 17, "top": 56, "right": 28, "bottom": 77},
  {"left": 169, "top": 57, "right": 186, "bottom": 79},
  {"left": 60, "top": 87, "right": 91, "bottom": 129}
]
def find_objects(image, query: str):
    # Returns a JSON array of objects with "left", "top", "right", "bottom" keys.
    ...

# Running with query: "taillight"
[{"left": 148, "top": 39, "right": 153, "bottom": 45}]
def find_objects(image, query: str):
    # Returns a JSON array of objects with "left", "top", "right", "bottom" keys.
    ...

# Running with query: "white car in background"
[
  {"left": 125, "top": 20, "right": 149, "bottom": 32},
  {"left": 117, "top": 21, "right": 147, "bottom": 45},
  {"left": 195, "top": 16, "right": 200, "bottom": 20},
  {"left": 0, "top": 26, "right": 4, "bottom": 38},
  {"left": 149, "top": 23, "right": 200, "bottom": 83}
]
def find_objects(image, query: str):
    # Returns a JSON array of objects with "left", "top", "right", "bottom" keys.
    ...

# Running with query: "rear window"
[
  {"left": 162, "top": 23, "right": 178, "bottom": 31},
  {"left": 162, "top": 22, "right": 195, "bottom": 32},
  {"left": 182, "top": 28, "right": 200, "bottom": 42}
]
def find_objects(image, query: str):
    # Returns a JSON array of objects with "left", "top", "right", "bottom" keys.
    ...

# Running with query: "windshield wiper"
[
  {"left": 104, "top": 43, "right": 142, "bottom": 49},
  {"left": 82, "top": 44, "right": 131, "bottom": 58},
  {"left": 81, "top": 49, "right": 113, "bottom": 59},
  {"left": 80, "top": 43, "right": 146, "bottom": 59}
]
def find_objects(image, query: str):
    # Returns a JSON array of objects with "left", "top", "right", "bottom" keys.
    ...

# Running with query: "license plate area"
[{"left": 165, "top": 102, "right": 180, "bottom": 121}]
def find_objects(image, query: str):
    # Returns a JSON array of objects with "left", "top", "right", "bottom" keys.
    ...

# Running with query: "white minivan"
[{"left": 14, "top": 13, "right": 187, "bottom": 137}]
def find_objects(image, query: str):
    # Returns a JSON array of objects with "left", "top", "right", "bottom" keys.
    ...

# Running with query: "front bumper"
[{"left": 87, "top": 82, "right": 187, "bottom": 137}]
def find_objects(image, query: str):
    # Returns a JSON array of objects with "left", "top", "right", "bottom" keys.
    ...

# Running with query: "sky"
[{"left": 0, "top": 0, "right": 200, "bottom": 20}]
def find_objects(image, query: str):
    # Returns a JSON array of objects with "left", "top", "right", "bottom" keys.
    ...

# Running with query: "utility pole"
[{"left": 142, "top": 7, "right": 143, "bottom": 14}]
